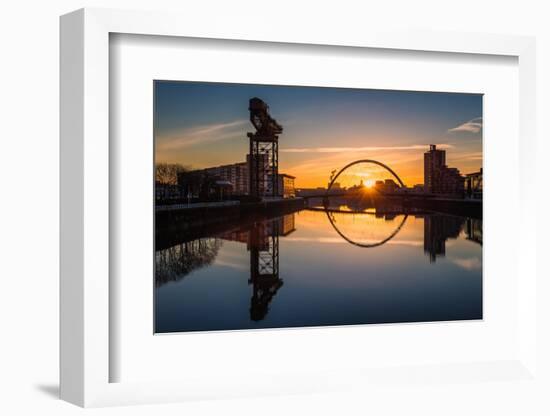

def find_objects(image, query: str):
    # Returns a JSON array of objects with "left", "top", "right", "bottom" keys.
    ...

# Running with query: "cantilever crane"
[
  {"left": 248, "top": 97, "right": 283, "bottom": 138},
  {"left": 247, "top": 98, "right": 284, "bottom": 199}
]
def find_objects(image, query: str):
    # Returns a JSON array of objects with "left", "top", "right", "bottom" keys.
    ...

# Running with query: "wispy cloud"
[
  {"left": 157, "top": 119, "right": 247, "bottom": 151},
  {"left": 280, "top": 144, "right": 454, "bottom": 153},
  {"left": 448, "top": 117, "right": 483, "bottom": 134},
  {"left": 449, "top": 152, "right": 483, "bottom": 162}
]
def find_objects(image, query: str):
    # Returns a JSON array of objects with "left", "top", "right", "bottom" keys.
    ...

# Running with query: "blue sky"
[{"left": 154, "top": 81, "right": 482, "bottom": 187}]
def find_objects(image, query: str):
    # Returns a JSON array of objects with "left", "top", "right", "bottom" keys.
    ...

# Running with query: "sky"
[{"left": 154, "top": 81, "right": 482, "bottom": 188}]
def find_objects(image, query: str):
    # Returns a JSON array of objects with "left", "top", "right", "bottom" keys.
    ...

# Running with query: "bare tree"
[{"left": 155, "top": 163, "right": 188, "bottom": 185}]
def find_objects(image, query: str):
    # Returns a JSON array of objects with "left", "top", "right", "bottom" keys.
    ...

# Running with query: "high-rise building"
[
  {"left": 424, "top": 144, "right": 465, "bottom": 195},
  {"left": 424, "top": 144, "right": 446, "bottom": 193}
]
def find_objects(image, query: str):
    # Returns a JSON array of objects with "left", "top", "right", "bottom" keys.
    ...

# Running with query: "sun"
[{"left": 364, "top": 179, "right": 375, "bottom": 188}]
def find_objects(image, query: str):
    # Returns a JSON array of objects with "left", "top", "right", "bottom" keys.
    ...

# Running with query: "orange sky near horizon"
[
  {"left": 277, "top": 144, "right": 481, "bottom": 189},
  {"left": 154, "top": 82, "right": 483, "bottom": 189}
]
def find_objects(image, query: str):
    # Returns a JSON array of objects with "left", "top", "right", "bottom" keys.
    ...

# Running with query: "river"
[{"left": 155, "top": 206, "right": 482, "bottom": 333}]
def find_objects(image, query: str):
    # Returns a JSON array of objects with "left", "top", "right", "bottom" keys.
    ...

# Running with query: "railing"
[{"left": 156, "top": 200, "right": 240, "bottom": 212}]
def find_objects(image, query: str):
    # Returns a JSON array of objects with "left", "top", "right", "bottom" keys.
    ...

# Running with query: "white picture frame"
[{"left": 60, "top": 8, "right": 538, "bottom": 407}]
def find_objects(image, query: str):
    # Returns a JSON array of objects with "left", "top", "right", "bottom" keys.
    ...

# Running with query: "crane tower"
[{"left": 247, "top": 97, "right": 283, "bottom": 199}]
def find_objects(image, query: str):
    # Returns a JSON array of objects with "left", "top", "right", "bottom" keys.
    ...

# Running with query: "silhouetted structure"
[
  {"left": 374, "top": 179, "right": 400, "bottom": 193},
  {"left": 423, "top": 214, "right": 465, "bottom": 262},
  {"left": 177, "top": 156, "right": 297, "bottom": 201},
  {"left": 424, "top": 145, "right": 465, "bottom": 195},
  {"left": 465, "top": 169, "right": 483, "bottom": 199},
  {"left": 177, "top": 170, "right": 223, "bottom": 201},
  {"left": 202, "top": 161, "right": 249, "bottom": 195},
  {"left": 327, "top": 159, "right": 405, "bottom": 193},
  {"left": 155, "top": 182, "right": 181, "bottom": 202},
  {"left": 247, "top": 98, "right": 283, "bottom": 199}
]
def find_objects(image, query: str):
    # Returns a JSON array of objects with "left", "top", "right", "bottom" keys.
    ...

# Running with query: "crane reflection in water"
[{"left": 155, "top": 203, "right": 482, "bottom": 333}]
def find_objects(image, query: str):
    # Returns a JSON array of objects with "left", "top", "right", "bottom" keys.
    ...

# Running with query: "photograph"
[{"left": 154, "top": 81, "right": 483, "bottom": 333}]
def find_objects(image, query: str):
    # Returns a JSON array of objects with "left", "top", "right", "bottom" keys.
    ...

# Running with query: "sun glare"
[{"left": 364, "top": 179, "right": 375, "bottom": 188}]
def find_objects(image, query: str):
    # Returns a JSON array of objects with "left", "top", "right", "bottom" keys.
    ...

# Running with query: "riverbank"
[
  {"left": 155, "top": 195, "right": 482, "bottom": 250},
  {"left": 403, "top": 196, "right": 482, "bottom": 219},
  {"left": 156, "top": 197, "right": 306, "bottom": 250}
]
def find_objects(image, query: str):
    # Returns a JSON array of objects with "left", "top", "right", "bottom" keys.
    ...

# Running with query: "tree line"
[{"left": 155, "top": 163, "right": 188, "bottom": 185}]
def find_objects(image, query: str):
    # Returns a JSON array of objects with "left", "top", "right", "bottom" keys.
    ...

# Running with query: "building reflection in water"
[
  {"left": 423, "top": 214, "right": 465, "bottom": 263},
  {"left": 155, "top": 214, "right": 295, "bottom": 321},
  {"left": 422, "top": 215, "right": 483, "bottom": 263},
  {"left": 465, "top": 218, "right": 483, "bottom": 245},
  {"left": 155, "top": 210, "right": 481, "bottom": 321}
]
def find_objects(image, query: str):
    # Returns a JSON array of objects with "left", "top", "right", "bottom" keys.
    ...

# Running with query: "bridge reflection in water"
[{"left": 155, "top": 204, "right": 482, "bottom": 333}]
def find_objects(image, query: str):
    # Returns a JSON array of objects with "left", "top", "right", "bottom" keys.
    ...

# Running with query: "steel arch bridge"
[{"left": 326, "top": 159, "right": 405, "bottom": 193}]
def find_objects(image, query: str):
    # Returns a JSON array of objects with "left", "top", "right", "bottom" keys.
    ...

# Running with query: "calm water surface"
[{"left": 155, "top": 208, "right": 482, "bottom": 333}]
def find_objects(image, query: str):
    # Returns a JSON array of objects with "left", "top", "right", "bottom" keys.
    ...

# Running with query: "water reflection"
[
  {"left": 219, "top": 219, "right": 287, "bottom": 321},
  {"left": 324, "top": 210, "right": 409, "bottom": 248},
  {"left": 155, "top": 206, "right": 482, "bottom": 332},
  {"left": 248, "top": 221, "right": 282, "bottom": 321},
  {"left": 423, "top": 214, "right": 464, "bottom": 263},
  {"left": 465, "top": 218, "right": 483, "bottom": 246},
  {"left": 156, "top": 238, "right": 222, "bottom": 287}
]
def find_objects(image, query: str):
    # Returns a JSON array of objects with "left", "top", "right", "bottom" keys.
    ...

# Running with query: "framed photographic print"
[{"left": 60, "top": 8, "right": 539, "bottom": 408}]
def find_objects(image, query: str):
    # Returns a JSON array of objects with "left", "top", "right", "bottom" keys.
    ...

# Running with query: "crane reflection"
[{"left": 155, "top": 207, "right": 481, "bottom": 322}]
